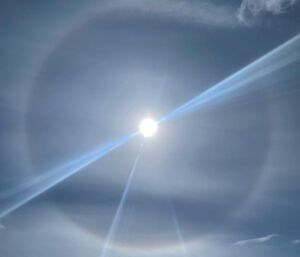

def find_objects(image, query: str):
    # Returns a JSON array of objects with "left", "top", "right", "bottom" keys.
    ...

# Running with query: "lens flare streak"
[
  {"left": 100, "top": 143, "right": 144, "bottom": 257},
  {"left": 159, "top": 33, "right": 300, "bottom": 123},
  {"left": 170, "top": 204, "right": 188, "bottom": 257},
  {"left": 0, "top": 133, "right": 137, "bottom": 218}
]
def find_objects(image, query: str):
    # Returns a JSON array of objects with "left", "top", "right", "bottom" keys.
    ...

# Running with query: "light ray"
[
  {"left": 170, "top": 203, "right": 188, "bottom": 257},
  {"left": 0, "top": 132, "right": 137, "bottom": 218},
  {"left": 159, "top": 33, "right": 300, "bottom": 123},
  {"left": 100, "top": 142, "right": 144, "bottom": 257}
]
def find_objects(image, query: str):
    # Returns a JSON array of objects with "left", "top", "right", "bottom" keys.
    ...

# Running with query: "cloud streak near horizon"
[{"left": 234, "top": 234, "right": 278, "bottom": 246}]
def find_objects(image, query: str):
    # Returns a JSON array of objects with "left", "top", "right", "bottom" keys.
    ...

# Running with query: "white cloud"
[
  {"left": 233, "top": 234, "right": 278, "bottom": 246},
  {"left": 237, "top": 0, "right": 298, "bottom": 24}
]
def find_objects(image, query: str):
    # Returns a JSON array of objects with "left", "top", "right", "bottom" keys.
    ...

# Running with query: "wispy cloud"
[
  {"left": 109, "top": 0, "right": 299, "bottom": 28},
  {"left": 109, "top": 0, "right": 239, "bottom": 28},
  {"left": 237, "top": 0, "right": 298, "bottom": 24},
  {"left": 0, "top": 223, "right": 5, "bottom": 230},
  {"left": 233, "top": 234, "right": 279, "bottom": 246},
  {"left": 292, "top": 239, "right": 300, "bottom": 245}
]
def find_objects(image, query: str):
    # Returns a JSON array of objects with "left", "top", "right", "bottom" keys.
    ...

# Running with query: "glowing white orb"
[{"left": 139, "top": 118, "right": 157, "bottom": 138}]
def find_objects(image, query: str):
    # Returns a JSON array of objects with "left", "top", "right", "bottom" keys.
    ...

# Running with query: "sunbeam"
[
  {"left": 170, "top": 203, "right": 188, "bottom": 257},
  {"left": 159, "top": 33, "right": 300, "bottom": 123},
  {"left": 0, "top": 132, "right": 137, "bottom": 218},
  {"left": 100, "top": 142, "right": 144, "bottom": 257}
]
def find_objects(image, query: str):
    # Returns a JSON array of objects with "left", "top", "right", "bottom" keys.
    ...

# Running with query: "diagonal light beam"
[
  {"left": 0, "top": 132, "right": 137, "bottom": 218},
  {"left": 100, "top": 142, "right": 144, "bottom": 257},
  {"left": 169, "top": 201, "right": 188, "bottom": 257},
  {"left": 159, "top": 33, "right": 300, "bottom": 123}
]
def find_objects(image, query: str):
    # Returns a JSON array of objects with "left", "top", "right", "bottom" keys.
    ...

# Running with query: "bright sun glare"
[{"left": 139, "top": 118, "right": 158, "bottom": 138}]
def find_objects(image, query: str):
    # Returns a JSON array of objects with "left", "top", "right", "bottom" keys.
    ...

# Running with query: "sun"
[{"left": 139, "top": 118, "right": 158, "bottom": 138}]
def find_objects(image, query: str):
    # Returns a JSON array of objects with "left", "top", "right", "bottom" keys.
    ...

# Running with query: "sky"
[{"left": 0, "top": 0, "right": 300, "bottom": 256}]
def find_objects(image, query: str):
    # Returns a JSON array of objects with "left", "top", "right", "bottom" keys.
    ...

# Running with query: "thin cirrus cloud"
[
  {"left": 109, "top": 0, "right": 299, "bottom": 28},
  {"left": 292, "top": 239, "right": 300, "bottom": 245},
  {"left": 109, "top": 0, "right": 240, "bottom": 28},
  {"left": 237, "top": 0, "right": 298, "bottom": 24},
  {"left": 233, "top": 234, "right": 279, "bottom": 246},
  {"left": 0, "top": 223, "right": 5, "bottom": 230}
]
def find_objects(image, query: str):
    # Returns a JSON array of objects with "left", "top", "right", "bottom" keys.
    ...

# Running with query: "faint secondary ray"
[
  {"left": 159, "top": 33, "right": 300, "bottom": 123},
  {"left": 170, "top": 202, "right": 188, "bottom": 257},
  {"left": 100, "top": 142, "right": 144, "bottom": 257},
  {"left": 0, "top": 132, "right": 137, "bottom": 218}
]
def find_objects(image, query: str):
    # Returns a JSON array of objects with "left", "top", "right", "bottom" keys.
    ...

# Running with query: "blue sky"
[{"left": 0, "top": 1, "right": 300, "bottom": 256}]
